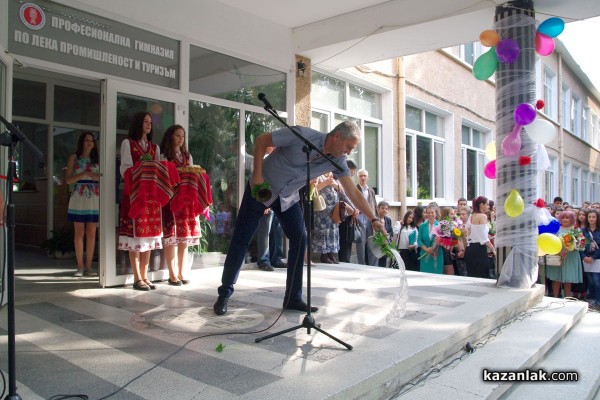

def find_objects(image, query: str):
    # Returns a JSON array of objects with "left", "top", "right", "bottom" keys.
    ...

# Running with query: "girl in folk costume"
[
  {"left": 119, "top": 111, "right": 163, "bottom": 291},
  {"left": 66, "top": 132, "right": 100, "bottom": 277},
  {"left": 160, "top": 125, "right": 209, "bottom": 285}
]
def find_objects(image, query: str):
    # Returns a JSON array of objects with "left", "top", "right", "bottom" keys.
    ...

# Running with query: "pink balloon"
[
  {"left": 502, "top": 124, "right": 522, "bottom": 156},
  {"left": 535, "top": 32, "right": 555, "bottom": 56},
  {"left": 484, "top": 160, "right": 496, "bottom": 179}
]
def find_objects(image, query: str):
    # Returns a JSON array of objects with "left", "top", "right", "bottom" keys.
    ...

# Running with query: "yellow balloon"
[
  {"left": 504, "top": 189, "right": 524, "bottom": 217},
  {"left": 538, "top": 233, "right": 562, "bottom": 255},
  {"left": 485, "top": 141, "right": 496, "bottom": 160},
  {"left": 480, "top": 30, "right": 500, "bottom": 47}
]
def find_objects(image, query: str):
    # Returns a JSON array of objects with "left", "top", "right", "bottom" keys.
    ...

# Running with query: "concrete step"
[
  {"left": 392, "top": 297, "right": 588, "bottom": 400},
  {"left": 502, "top": 306, "right": 600, "bottom": 400}
]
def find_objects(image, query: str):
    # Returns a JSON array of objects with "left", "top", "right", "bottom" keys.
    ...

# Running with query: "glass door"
[
  {"left": 0, "top": 45, "right": 13, "bottom": 306},
  {"left": 101, "top": 79, "right": 184, "bottom": 287}
]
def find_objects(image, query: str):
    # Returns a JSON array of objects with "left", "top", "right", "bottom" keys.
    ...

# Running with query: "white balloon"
[
  {"left": 524, "top": 118, "right": 556, "bottom": 145},
  {"left": 536, "top": 144, "right": 551, "bottom": 171}
]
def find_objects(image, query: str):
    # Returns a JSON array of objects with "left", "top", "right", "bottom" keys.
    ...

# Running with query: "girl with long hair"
[
  {"left": 118, "top": 111, "right": 162, "bottom": 291},
  {"left": 464, "top": 196, "right": 495, "bottom": 278},
  {"left": 160, "top": 125, "right": 199, "bottom": 285},
  {"left": 66, "top": 132, "right": 100, "bottom": 277}
]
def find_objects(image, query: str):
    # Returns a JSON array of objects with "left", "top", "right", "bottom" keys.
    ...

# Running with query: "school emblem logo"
[{"left": 20, "top": 3, "right": 46, "bottom": 30}]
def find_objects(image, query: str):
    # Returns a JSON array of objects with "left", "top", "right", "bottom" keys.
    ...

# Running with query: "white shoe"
[
  {"left": 74, "top": 270, "right": 83, "bottom": 277},
  {"left": 84, "top": 270, "right": 98, "bottom": 277}
]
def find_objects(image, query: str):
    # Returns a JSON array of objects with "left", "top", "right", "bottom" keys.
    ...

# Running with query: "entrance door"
[{"left": 100, "top": 79, "right": 184, "bottom": 287}]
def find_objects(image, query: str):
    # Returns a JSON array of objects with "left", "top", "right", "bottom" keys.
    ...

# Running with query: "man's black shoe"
[
  {"left": 258, "top": 263, "right": 274, "bottom": 271},
  {"left": 274, "top": 261, "right": 287, "bottom": 269},
  {"left": 214, "top": 297, "right": 228, "bottom": 315},
  {"left": 284, "top": 300, "right": 318, "bottom": 313}
]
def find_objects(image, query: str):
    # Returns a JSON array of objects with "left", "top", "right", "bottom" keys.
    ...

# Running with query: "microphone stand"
[
  {"left": 254, "top": 94, "right": 352, "bottom": 350},
  {"left": 0, "top": 115, "right": 44, "bottom": 400}
]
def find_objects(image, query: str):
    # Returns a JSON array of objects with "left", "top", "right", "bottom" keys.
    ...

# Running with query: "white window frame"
[
  {"left": 562, "top": 84, "right": 571, "bottom": 131},
  {"left": 572, "top": 166, "right": 581, "bottom": 206},
  {"left": 460, "top": 120, "right": 492, "bottom": 200},
  {"left": 572, "top": 95, "right": 582, "bottom": 137},
  {"left": 405, "top": 98, "right": 452, "bottom": 202},
  {"left": 543, "top": 65, "right": 557, "bottom": 121}
]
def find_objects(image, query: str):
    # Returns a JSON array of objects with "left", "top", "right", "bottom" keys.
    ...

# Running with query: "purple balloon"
[
  {"left": 514, "top": 103, "right": 537, "bottom": 126},
  {"left": 496, "top": 39, "right": 520, "bottom": 63}
]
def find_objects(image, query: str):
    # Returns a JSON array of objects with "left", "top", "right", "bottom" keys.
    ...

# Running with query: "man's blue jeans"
[
  {"left": 586, "top": 271, "right": 600, "bottom": 305},
  {"left": 218, "top": 183, "right": 306, "bottom": 302},
  {"left": 256, "top": 210, "right": 285, "bottom": 266}
]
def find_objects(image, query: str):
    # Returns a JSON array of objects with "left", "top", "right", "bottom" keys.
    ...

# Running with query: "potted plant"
[{"left": 40, "top": 228, "right": 75, "bottom": 259}]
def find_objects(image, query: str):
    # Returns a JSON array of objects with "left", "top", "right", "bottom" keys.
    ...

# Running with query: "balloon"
[
  {"left": 502, "top": 124, "right": 522, "bottom": 156},
  {"left": 473, "top": 47, "right": 498, "bottom": 80},
  {"left": 535, "top": 32, "right": 555, "bottom": 56},
  {"left": 484, "top": 160, "right": 496, "bottom": 179},
  {"left": 536, "top": 144, "right": 551, "bottom": 171},
  {"left": 519, "top": 156, "right": 532, "bottom": 166},
  {"left": 536, "top": 99, "right": 545, "bottom": 110},
  {"left": 538, "top": 218, "right": 560, "bottom": 235},
  {"left": 504, "top": 189, "right": 524, "bottom": 217},
  {"left": 496, "top": 39, "right": 520, "bottom": 63},
  {"left": 480, "top": 30, "right": 500, "bottom": 47},
  {"left": 524, "top": 118, "right": 556, "bottom": 145},
  {"left": 514, "top": 103, "right": 537, "bottom": 126},
  {"left": 538, "top": 17, "right": 565, "bottom": 38},
  {"left": 538, "top": 233, "right": 563, "bottom": 255},
  {"left": 485, "top": 141, "right": 496, "bottom": 160},
  {"left": 538, "top": 248, "right": 547, "bottom": 257}
]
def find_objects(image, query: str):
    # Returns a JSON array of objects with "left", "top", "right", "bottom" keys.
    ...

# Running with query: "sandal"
[
  {"left": 133, "top": 280, "right": 150, "bottom": 291},
  {"left": 143, "top": 279, "right": 157, "bottom": 290}
]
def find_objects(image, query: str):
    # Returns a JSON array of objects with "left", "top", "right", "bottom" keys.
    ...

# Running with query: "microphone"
[
  {"left": 0, "top": 115, "right": 45, "bottom": 160},
  {"left": 258, "top": 93, "right": 274, "bottom": 111}
]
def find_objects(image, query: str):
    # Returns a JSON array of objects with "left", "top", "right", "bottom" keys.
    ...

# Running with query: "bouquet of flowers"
[
  {"left": 560, "top": 228, "right": 586, "bottom": 251},
  {"left": 432, "top": 217, "right": 462, "bottom": 250}
]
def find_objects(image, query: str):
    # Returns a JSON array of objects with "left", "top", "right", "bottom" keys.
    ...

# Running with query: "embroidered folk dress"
[
  {"left": 67, "top": 157, "right": 100, "bottom": 223},
  {"left": 161, "top": 152, "right": 211, "bottom": 246},
  {"left": 118, "top": 138, "right": 163, "bottom": 252}
]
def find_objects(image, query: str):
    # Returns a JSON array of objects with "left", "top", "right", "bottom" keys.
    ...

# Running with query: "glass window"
[
  {"left": 189, "top": 45, "right": 286, "bottom": 111},
  {"left": 572, "top": 96, "right": 581, "bottom": 137},
  {"left": 406, "top": 105, "right": 422, "bottom": 131},
  {"left": 311, "top": 111, "right": 328, "bottom": 132},
  {"left": 364, "top": 124, "right": 379, "bottom": 194},
  {"left": 543, "top": 67, "right": 557, "bottom": 120},
  {"left": 13, "top": 78, "right": 46, "bottom": 119},
  {"left": 434, "top": 141, "right": 444, "bottom": 198},
  {"left": 54, "top": 86, "right": 100, "bottom": 126},
  {"left": 311, "top": 72, "right": 345, "bottom": 110},
  {"left": 562, "top": 85, "right": 570, "bottom": 131},
  {"left": 188, "top": 100, "right": 240, "bottom": 254},
  {"left": 416, "top": 135, "right": 431, "bottom": 199},
  {"left": 115, "top": 94, "right": 175, "bottom": 149},
  {"left": 244, "top": 110, "right": 283, "bottom": 184},
  {"left": 461, "top": 125, "right": 470, "bottom": 145},
  {"left": 406, "top": 134, "right": 413, "bottom": 197},
  {"left": 349, "top": 84, "right": 380, "bottom": 119},
  {"left": 425, "top": 111, "right": 443, "bottom": 137}
]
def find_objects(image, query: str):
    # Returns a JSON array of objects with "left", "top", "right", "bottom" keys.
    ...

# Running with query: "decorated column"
[{"left": 473, "top": 1, "right": 566, "bottom": 288}]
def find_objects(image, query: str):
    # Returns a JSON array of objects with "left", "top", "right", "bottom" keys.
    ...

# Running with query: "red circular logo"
[{"left": 20, "top": 3, "right": 46, "bottom": 30}]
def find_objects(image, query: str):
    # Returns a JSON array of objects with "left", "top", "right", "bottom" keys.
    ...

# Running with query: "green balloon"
[{"left": 473, "top": 46, "right": 498, "bottom": 80}]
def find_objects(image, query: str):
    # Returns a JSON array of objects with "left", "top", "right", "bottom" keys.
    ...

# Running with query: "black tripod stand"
[
  {"left": 0, "top": 115, "right": 44, "bottom": 400},
  {"left": 253, "top": 94, "right": 352, "bottom": 350}
]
